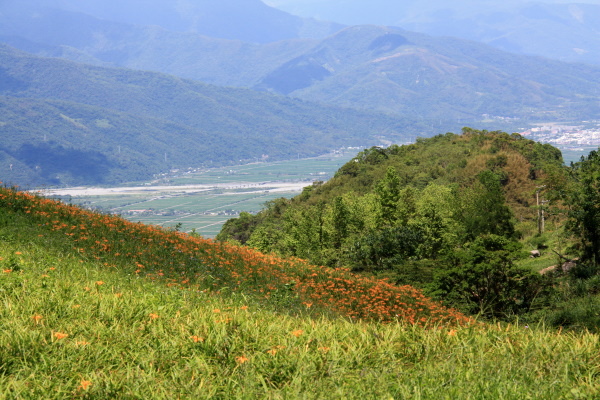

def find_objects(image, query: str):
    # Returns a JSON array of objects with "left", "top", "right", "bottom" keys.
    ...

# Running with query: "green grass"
[
  {"left": 2, "top": 240, "right": 599, "bottom": 399},
  {"left": 2, "top": 186, "right": 600, "bottom": 398}
]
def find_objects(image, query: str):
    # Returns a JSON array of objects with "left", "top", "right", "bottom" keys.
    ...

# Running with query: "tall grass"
[
  {"left": 2, "top": 241, "right": 599, "bottom": 398},
  {"left": 1, "top": 186, "right": 599, "bottom": 398},
  {"left": 0, "top": 186, "right": 470, "bottom": 326}
]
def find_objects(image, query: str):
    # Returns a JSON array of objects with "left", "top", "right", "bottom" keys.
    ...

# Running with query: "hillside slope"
[
  {"left": 0, "top": 45, "right": 416, "bottom": 187},
  {"left": 217, "top": 129, "right": 571, "bottom": 319},
  {"left": 256, "top": 25, "right": 600, "bottom": 120},
  {"left": 1, "top": 185, "right": 599, "bottom": 397}
]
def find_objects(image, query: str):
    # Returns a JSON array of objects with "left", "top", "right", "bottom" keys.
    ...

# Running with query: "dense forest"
[{"left": 218, "top": 128, "right": 600, "bottom": 328}]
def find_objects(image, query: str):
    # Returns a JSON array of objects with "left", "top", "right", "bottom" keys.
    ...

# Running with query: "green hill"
[
  {"left": 217, "top": 128, "right": 600, "bottom": 323},
  {"left": 0, "top": 44, "right": 419, "bottom": 187},
  {"left": 1, "top": 178, "right": 600, "bottom": 398}
]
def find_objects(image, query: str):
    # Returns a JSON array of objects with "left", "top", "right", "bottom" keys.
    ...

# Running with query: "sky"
[{"left": 264, "top": 0, "right": 600, "bottom": 25}]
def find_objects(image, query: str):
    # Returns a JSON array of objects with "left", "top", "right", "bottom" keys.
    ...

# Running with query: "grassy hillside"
[
  {"left": 0, "top": 44, "right": 419, "bottom": 187},
  {"left": 2, "top": 187, "right": 600, "bottom": 398}
]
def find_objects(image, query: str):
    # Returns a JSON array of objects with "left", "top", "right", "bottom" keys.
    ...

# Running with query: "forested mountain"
[
  {"left": 0, "top": 45, "right": 415, "bottom": 187},
  {"left": 217, "top": 129, "right": 582, "bottom": 319},
  {"left": 268, "top": 0, "right": 600, "bottom": 65},
  {"left": 255, "top": 25, "right": 600, "bottom": 121},
  {"left": 2, "top": 1, "right": 599, "bottom": 124},
  {"left": 218, "top": 128, "right": 600, "bottom": 327}
]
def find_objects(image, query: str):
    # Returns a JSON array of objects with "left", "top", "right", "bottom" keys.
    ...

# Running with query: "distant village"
[{"left": 520, "top": 122, "right": 600, "bottom": 147}]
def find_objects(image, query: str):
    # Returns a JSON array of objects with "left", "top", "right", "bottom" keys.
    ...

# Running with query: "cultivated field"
[{"left": 38, "top": 153, "right": 355, "bottom": 237}]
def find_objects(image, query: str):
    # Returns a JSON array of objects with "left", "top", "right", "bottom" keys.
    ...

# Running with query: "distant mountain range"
[
  {"left": 0, "top": 45, "right": 414, "bottom": 187},
  {"left": 267, "top": 0, "right": 600, "bottom": 66},
  {"left": 1, "top": 0, "right": 599, "bottom": 187},
  {"left": 1, "top": 1, "right": 599, "bottom": 122},
  {"left": 2, "top": 0, "right": 343, "bottom": 43}
]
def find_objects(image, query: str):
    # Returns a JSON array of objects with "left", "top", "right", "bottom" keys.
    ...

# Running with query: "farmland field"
[{"left": 38, "top": 152, "right": 356, "bottom": 237}]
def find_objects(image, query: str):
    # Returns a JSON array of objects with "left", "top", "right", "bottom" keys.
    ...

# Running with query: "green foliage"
[
  {"left": 459, "top": 170, "right": 516, "bottom": 240},
  {"left": 1, "top": 185, "right": 600, "bottom": 397},
  {"left": 566, "top": 150, "right": 600, "bottom": 266},
  {"left": 430, "top": 235, "right": 551, "bottom": 319},
  {"left": 218, "top": 129, "right": 572, "bottom": 321}
]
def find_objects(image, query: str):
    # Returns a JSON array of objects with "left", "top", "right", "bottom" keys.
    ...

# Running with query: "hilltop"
[{"left": 217, "top": 129, "right": 600, "bottom": 324}]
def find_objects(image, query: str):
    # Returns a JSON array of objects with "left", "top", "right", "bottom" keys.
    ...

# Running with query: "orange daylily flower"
[
  {"left": 53, "top": 332, "right": 69, "bottom": 340},
  {"left": 235, "top": 355, "right": 249, "bottom": 364}
]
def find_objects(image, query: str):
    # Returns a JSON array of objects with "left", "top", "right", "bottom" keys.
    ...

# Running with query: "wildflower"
[
  {"left": 115, "top": 293, "right": 123, "bottom": 298},
  {"left": 318, "top": 346, "right": 331, "bottom": 353},
  {"left": 76, "top": 341, "right": 90, "bottom": 346},
  {"left": 240, "top": 305, "right": 249, "bottom": 311},
  {"left": 72, "top": 304, "right": 81, "bottom": 309},
  {"left": 235, "top": 355, "right": 249, "bottom": 364},
  {"left": 53, "top": 332, "right": 69, "bottom": 340},
  {"left": 79, "top": 380, "right": 92, "bottom": 390},
  {"left": 14, "top": 252, "right": 22, "bottom": 255},
  {"left": 149, "top": 313, "right": 159, "bottom": 320},
  {"left": 3, "top": 269, "right": 11, "bottom": 274},
  {"left": 291, "top": 329, "right": 304, "bottom": 338},
  {"left": 303, "top": 302, "right": 313, "bottom": 308},
  {"left": 190, "top": 336, "right": 204, "bottom": 343},
  {"left": 95, "top": 281, "right": 104, "bottom": 286},
  {"left": 447, "top": 329, "right": 457, "bottom": 336},
  {"left": 31, "top": 315, "right": 43, "bottom": 324},
  {"left": 267, "top": 349, "right": 278, "bottom": 356},
  {"left": 213, "top": 309, "right": 221, "bottom": 313}
]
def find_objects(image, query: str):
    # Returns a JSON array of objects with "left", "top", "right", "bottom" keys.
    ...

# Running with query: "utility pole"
[{"left": 536, "top": 185, "right": 547, "bottom": 234}]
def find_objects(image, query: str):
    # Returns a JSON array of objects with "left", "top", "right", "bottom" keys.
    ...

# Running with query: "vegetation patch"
[{"left": 1, "top": 184, "right": 599, "bottom": 398}]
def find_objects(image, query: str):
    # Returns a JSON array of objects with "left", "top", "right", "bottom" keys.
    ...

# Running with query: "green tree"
[
  {"left": 566, "top": 150, "right": 600, "bottom": 266},
  {"left": 430, "top": 235, "right": 549, "bottom": 319},
  {"left": 460, "top": 170, "right": 515, "bottom": 240},
  {"left": 375, "top": 166, "right": 401, "bottom": 226}
]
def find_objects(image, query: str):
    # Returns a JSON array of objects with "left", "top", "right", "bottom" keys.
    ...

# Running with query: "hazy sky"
[{"left": 265, "top": 0, "right": 600, "bottom": 25}]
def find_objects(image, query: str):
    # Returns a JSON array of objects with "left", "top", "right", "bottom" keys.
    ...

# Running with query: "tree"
[
  {"left": 375, "top": 166, "right": 401, "bottom": 226},
  {"left": 566, "top": 150, "right": 600, "bottom": 266},
  {"left": 459, "top": 170, "right": 515, "bottom": 240},
  {"left": 430, "top": 235, "right": 549, "bottom": 319}
]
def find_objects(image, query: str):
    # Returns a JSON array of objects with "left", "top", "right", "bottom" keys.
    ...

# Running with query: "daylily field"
[{"left": 1, "top": 186, "right": 599, "bottom": 399}]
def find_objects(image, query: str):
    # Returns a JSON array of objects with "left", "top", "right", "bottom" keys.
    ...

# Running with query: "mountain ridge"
[{"left": 0, "top": 44, "right": 417, "bottom": 187}]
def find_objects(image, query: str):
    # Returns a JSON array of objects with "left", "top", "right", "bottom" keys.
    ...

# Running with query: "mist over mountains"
[
  {"left": 1, "top": 0, "right": 599, "bottom": 187},
  {"left": 267, "top": 0, "right": 600, "bottom": 65}
]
